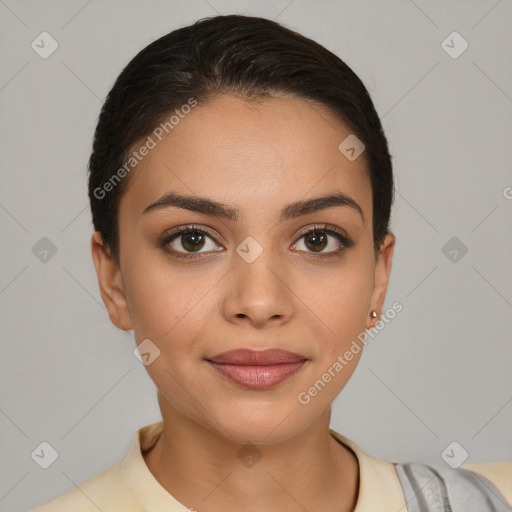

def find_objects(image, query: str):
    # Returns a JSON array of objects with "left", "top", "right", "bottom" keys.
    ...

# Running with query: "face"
[{"left": 92, "top": 93, "right": 395, "bottom": 445}]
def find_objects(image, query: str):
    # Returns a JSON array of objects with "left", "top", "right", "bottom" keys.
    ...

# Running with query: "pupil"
[
  {"left": 183, "top": 232, "right": 204, "bottom": 251},
  {"left": 306, "top": 231, "right": 327, "bottom": 252}
]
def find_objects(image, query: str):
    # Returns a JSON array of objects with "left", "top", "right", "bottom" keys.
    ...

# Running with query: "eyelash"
[{"left": 159, "top": 223, "right": 354, "bottom": 260}]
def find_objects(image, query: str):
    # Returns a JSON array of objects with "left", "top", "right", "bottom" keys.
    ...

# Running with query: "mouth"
[{"left": 205, "top": 348, "right": 309, "bottom": 390}]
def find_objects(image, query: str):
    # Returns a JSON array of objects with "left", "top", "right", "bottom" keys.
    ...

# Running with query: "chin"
[{"left": 206, "top": 400, "right": 317, "bottom": 446}]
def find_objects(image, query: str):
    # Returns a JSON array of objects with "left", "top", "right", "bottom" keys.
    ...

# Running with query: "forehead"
[{"left": 119, "top": 94, "right": 372, "bottom": 224}]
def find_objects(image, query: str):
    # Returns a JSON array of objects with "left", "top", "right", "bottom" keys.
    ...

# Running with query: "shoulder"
[
  {"left": 30, "top": 463, "right": 138, "bottom": 512},
  {"left": 394, "top": 460, "right": 512, "bottom": 512},
  {"left": 461, "top": 460, "right": 512, "bottom": 506},
  {"left": 30, "top": 422, "right": 163, "bottom": 512}
]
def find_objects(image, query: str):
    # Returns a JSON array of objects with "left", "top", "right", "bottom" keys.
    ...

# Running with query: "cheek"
[
  {"left": 121, "top": 252, "right": 188, "bottom": 338},
  {"left": 294, "top": 258, "right": 374, "bottom": 343},
  {"left": 122, "top": 252, "right": 220, "bottom": 353}
]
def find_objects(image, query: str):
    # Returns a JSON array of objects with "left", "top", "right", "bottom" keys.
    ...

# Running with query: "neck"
[{"left": 142, "top": 396, "right": 359, "bottom": 512}]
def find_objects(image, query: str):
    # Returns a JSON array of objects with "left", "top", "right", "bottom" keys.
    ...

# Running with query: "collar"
[{"left": 328, "top": 428, "right": 406, "bottom": 511}]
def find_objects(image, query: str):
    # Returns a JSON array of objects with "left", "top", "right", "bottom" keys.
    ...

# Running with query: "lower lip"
[{"left": 206, "top": 361, "right": 306, "bottom": 390}]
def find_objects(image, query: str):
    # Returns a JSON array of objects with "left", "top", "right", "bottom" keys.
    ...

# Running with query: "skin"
[{"left": 91, "top": 93, "right": 395, "bottom": 512}]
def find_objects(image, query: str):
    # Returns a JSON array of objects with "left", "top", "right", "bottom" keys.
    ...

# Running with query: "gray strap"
[{"left": 394, "top": 462, "right": 512, "bottom": 512}]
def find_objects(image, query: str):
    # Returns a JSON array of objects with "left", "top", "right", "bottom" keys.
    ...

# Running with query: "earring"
[{"left": 370, "top": 310, "right": 379, "bottom": 318}]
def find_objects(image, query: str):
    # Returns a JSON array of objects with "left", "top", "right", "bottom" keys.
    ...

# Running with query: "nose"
[{"left": 222, "top": 249, "right": 294, "bottom": 328}]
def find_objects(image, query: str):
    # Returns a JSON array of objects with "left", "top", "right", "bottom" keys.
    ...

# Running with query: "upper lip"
[{"left": 206, "top": 348, "right": 308, "bottom": 365}]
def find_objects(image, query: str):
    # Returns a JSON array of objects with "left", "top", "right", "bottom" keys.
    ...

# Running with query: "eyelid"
[
  {"left": 162, "top": 223, "right": 225, "bottom": 245},
  {"left": 295, "top": 223, "right": 349, "bottom": 241}
]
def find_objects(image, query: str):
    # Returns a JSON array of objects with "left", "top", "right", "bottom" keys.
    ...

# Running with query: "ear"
[
  {"left": 91, "top": 231, "right": 133, "bottom": 331},
  {"left": 367, "top": 232, "right": 396, "bottom": 328}
]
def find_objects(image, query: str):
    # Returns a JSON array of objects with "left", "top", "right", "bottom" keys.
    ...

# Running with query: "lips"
[
  {"left": 207, "top": 348, "right": 307, "bottom": 365},
  {"left": 205, "top": 348, "right": 308, "bottom": 390}
]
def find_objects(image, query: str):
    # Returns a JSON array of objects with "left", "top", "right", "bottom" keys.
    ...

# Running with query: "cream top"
[{"left": 31, "top": 421, "right": 512, "bottom": 511}]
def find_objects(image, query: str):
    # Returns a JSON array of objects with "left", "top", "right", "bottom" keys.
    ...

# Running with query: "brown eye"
[
  {"left": 160, "top": 223, "right": 353, "bottom": 261},
  {"left": 304, "top": 230, "right": 328, "bottom": 252},
  {"left": 178, "top": 231, "right": 207, "bottom": 252},
  {"left": 161, "top": 225, "right": 223, "bottom": 259},
  {"left": 292, "top": 225, "right": 353, "bottom": 256}
]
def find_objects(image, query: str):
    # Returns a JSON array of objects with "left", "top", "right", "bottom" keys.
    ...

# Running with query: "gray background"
[{"left": 1, "top": 0, "right": 511, "bottom": 510}]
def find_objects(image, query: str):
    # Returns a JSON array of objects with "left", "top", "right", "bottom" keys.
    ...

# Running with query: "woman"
[{"left": 32, "top": 14, "right": 511, "bottom": 512}]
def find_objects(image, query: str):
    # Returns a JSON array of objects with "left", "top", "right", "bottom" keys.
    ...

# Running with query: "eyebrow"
[{"left": 142, "top": 190, "right": 364, "bottom": 224}]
